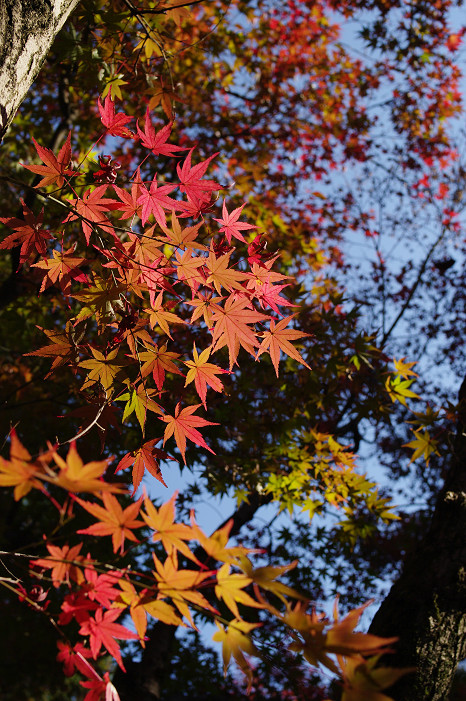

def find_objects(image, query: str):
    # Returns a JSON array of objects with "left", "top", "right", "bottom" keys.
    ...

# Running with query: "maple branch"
[{"left": 61, "top": 400, "right": 109, "bottom": 445}]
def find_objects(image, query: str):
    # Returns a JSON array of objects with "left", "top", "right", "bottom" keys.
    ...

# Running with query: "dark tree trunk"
[
  {"left": 0, "top": 0, "right": 79, "bottom": 141},
  {"left": 369, "top": 377, "right": 466, "bottom": 700}
]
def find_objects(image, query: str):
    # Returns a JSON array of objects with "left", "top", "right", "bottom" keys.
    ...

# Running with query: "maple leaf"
[
  {"left": 56, "top": 641, "right": 93, "bottom": 677},
  {"left": 137, "top": 176, "right": 178, "bottom": 226},
  {"left": 161, "top": 402, "right": 218, "bottom": 464},
  {"left": 65, "top": 185, "right": 120, "bottom": 244},
  {"left": 176, "top": 149, "right": 222, "bottom": 202},
  {"left": 79, "top": 347, "right": 128, "bottom": 393},
  {"left": 0, "top": 202, "right": 53, "bottom": 265},
  {"left": 25, "top": 322, "right": 82, "bottom": 375},
  {"left": 385, "top": 375, "right": 420, "bottom": 407},
  {"left": 325, "top": 600, "right": 398, "bottom": 657},
  {"left": 32, "top": 247, "right": 88, "bottom": 294},
  {"left": 403, "top": 429, "right": 440, "bottom": 465},
  {"left": 98, "top": 94, "right": 133, "bottom": 137},
  {"left": 32, "top": 543, "right": 85, "bottom": 588},
  {"left": 173, "top": 248, "right": 206, "bottom": 293},
  {"left": 213, "top": 201, "right": 257, "bottom": 244},
  {"left": 210, "top": 295, "right": 269, "bottom": 370},
  {"left": 184, "top": 344, "right": 227, "bottom": 407},
  {"left": 205, "top": 248, "right": 249, "bottom": 294},
  {"left": 22, "top": 132, "right": 76, "bottom": 188},
  {"left": 137, "top": 108, "right": 186, "bottom": 156},
  {"left": 76, "top": 493, "right": 144, "bottom": 554},
  {"left": 114, "top": 579, "right": 185, "bottom": 645},
  {"left": 0, "top": 428, "right": 47, "bottom": 500},
  {"left": 82, "top": 568, "right": 122, "bottom": 608},
  {"left": 152, "top": 550, "right": 216, "bottom": 627},
  {"left": 115, "top": 383, "right": 163, "bottom": 434},
  {"left": 52, "top": 441, "right": 123, "bottom": 494},
  {"left": 117, "top": 438, "right": 171, "bottom": 492},
  {"left": 393, "top": 357, "right": 418, "bottom": 380},
  {"left": 238, "top": 557, "right": 304, "bottom": 603},
  {"left": 79, "top": 607, "right": 138, "bottom": 670},
  {"left": 212, "top": 619, "right": 260, "bottom": 687},
  {"left": 215, "top": 563, "right": 263, "bottom": 619},
  {"left": 158, "top": 212, "right": 205, "bottom": 250},
  {"left": 138, "top": 343, "right": 183, "bottom": 391},
  {"left": 113, "top": 181, "right": 143, "bottom": 220},
  {"left": 189, "top": 516, "right": 253, "bottom": 564},
  {"left": 145, "top": 291, "right": 187, "bottom": 339},
  {"left": 339, "top": 654, "right": 415, "bottom": 701},
  {"left": 142, "top": 491, "right": 200, "bottom": 564},
  {"left": 256, "top": 315, "right": 311, "bottom": 376},
  {"left": 72, "top": 275, "right": 126, "bottom": 328}
]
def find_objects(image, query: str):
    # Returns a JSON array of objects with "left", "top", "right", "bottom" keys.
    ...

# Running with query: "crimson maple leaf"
[
  {"left": 79, "top": 607, "right": 138, "bottom": 670},
  {"left": 137, "top": 176, "right": 178, "bottom": 226},
  {"left": 98, "top": 94, "right": 133, "bottom": 137},
  {"left": 0, "top": 202, "right": 53, "bottom": 265},
  {"left": 22, "top": 132, "right": 76, "bottom": 187},
  {"left": 137, "top": 108, "right": 186, "bottom": 156},
  {"left": 176, "top": 149, "right": 222, "bottom": 202},
  {"left": 161, "top": 403, "right": 218, "bottom": 464},
  {"left": 213, "top": 201, "right": 257, "bottom": 244}
]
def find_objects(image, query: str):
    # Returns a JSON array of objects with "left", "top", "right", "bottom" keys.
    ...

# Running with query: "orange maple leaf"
[
  {"left": 256, "top": 315, "right": 311, "bottom": 376},
  {"left": 32, "top": 543, "right": 85, "bottom": 587},
  {"left": 142, "top": 491, "right": 200, "bottom": 564},
  {"left": 161, "top": 403, "right": 218, "bottom": 464},
  {"left": 76, "top": 493, "right": 145, "bottom": 554},
  {"left": 22, "top": 132, "right": 76, "bottom": 188},
  {"left": 52, "top": 442, "right": 123, "bottom": 494},
  {"left": 0, "top": 429, "right": 47, "bottom": 500},
  {"left": 184, "top": 344, "right": 227, "bottom": 407},
  {"left": 210, "top": 295, "right": 269, "bottom": 369}
]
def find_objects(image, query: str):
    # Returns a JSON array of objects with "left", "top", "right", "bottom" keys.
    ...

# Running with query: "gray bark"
[
  {"left": 369, "top": 377, "right": 466, "bottom": 700},
  {"left": 0, "top": 0, "right": 79, "bottom": 141}
]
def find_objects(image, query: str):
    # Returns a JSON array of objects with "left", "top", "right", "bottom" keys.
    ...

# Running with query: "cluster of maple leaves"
[{"left": 0, "top": 95, "right": 415, "bottom": 699}]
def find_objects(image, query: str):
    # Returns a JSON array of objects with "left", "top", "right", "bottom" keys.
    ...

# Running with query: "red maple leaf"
[
  {"left": 161, "top": 403, "right": 218, "bottom": 464},
  {"left": 22, "top": 132, "right": 76, "bottom": 188},
  {"left": 98, "top": 94, "right": 133, "bottom": 137},
  {"left": 65, "top": 186, "right": 121, "bottom": 244},
  {"left": 79, "top": 607, "right": 138, "bottom": 670},
  {"left": 0, "top": 202, "right": 53, "bottom": 265},
  {"left": 137, "top": 176, "right": 178, "bottom": 226},
  {"left": 137, "top": 108, "right": 186, "bottom": 156},
  {"left": 176, "top": 149, "right": 222, "bottom": 202},
  {"left": 213, "top": 201, "right": 257, "bottom": 244}
]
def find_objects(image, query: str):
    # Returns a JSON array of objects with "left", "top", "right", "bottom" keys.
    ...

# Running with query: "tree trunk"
[
  {"left": 369, "top": 377, "right": 466, "bottom": 700},
  {"left": 0, "top": 0, "right": 79, "bottom": 141}
]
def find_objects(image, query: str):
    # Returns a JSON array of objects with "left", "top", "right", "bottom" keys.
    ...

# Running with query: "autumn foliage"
[{"left": 0, "top": 0, "right": 464, "bottom": 699}]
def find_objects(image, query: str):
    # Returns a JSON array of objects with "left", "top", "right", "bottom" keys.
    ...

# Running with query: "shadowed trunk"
[{"left": 369, "top": 376, "right": 466, "bottom": 700}]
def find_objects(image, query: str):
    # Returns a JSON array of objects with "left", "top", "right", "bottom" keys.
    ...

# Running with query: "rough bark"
[
  {"left": 369, "top": 377, "right": 466, "bottom": 700},
  {"left": 0, "top": 0, "right": 79, "bottom": 141}
]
